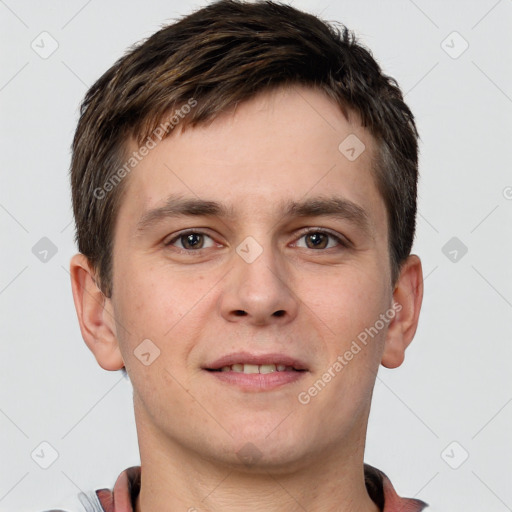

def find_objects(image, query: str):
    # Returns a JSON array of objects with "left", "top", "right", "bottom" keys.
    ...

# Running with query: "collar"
[{"left": 95, "top": 463, "right": 428, "bottom": 512}]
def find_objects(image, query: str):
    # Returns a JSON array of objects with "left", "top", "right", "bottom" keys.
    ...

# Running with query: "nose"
[{"left": 219, "top": 239, "right": 299, "bottom": 326}]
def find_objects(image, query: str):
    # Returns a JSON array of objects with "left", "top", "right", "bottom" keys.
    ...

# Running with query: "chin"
[{"left": 216, "top": 425, "right": 317, "bottom": 473}]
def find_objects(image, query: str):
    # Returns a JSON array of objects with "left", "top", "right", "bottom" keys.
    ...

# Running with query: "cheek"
[
  {"left": 112, "top": 262, "right": 215, "bottom": 375},
  {"left": 301, "top": 266, "right": 390, "bottom": 406},
  {"left": 306, "top": 267, "right": 390, "bottom": 338},
  {"left": 112, "top": 272, "right": 198, "bottom": 413},
  {"left": 305, "top": 281, "right": 387, "bottom": 420},
  {"left": 111, "top": 270, "right": 177, "bottom": 373},
  {"left": 114, "top": 262, "right": 183, "bottom": 331}
]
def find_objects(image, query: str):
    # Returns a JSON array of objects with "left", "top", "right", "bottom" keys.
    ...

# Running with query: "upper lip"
[{"left": 205, "top": 352, "right": 309, "bottom": 371}]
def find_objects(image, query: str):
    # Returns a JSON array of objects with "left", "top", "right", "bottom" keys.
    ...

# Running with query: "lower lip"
[{"left": 205, "top": 369, "right": 307, "bottom": 391}]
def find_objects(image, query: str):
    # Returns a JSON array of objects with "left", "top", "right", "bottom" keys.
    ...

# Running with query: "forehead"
[{"left": 117, "top": 85, "right": 387, "bottom": 241}]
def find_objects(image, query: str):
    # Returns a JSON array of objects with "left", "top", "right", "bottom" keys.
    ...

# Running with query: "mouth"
[
  {"left": 205, "top": 352, "right": 308, "bottom": 372},
  {"left": 204, "top": 352, "right": 308, "bottom": 391},
  {"left": 208, "top": 363, "right": 305, "bottom": 374}
]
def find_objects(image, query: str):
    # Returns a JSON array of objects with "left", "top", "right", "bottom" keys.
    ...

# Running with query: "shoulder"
[
  {"left": 38, "top": 465, "right": 140, "bottom": 512},
  {"left": 38, "top": 489, "right": 105, "bottom": 512},
  {"left": 364, "top": 463, "right": 429, "bottom": 512}
]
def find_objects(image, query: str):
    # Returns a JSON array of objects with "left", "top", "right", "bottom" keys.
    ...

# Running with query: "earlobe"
[
  {"left": 69, "top": 253, "right": 125, "bottom": 371},
  {"left": 381, "top": 254, "right": 423, "bottom": 369}
]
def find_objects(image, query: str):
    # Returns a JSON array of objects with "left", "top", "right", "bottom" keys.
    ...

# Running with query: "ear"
[
  {"left": 69, "top": 253, "right": 125, "bottom": 371},
  {"left": 381, "top": 254, "right": 423, "bottom": 369}
]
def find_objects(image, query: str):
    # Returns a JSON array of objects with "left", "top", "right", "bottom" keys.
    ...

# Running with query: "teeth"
[
  {"left": 223, "top": 364, "right": 290, "bottom": 374},
  {"left": 244, "top": 364, "right": 259, "bottom": 374}
]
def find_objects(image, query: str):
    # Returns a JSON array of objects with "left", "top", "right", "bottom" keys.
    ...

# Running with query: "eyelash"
[
  {"left": 164, "top": 228, "right": 350, "bottom": 252},
  {"left": 294, "top": 228, "right": 351, "bottom": 250}
]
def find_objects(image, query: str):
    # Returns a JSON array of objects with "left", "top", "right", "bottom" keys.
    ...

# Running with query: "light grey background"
[{"left": 1, "top": 1, "right": 511, "bottom": 511}]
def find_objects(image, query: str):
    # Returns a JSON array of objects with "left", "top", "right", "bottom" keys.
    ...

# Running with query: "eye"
[
  {"left": 294, "top": 230, "right": 348, "bottom": 250},
  {"left": 165, "top": 230, "right": 216, "bottom": 250}
]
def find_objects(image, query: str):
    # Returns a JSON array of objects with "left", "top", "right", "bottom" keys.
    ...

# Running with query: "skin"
[{"left": 70, "top": 85, "right": 423, "bottom": 512}]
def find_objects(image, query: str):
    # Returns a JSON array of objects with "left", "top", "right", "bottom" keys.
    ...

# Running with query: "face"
[{"left": 109, "top": 86, "right": 395, "bottom": 470}]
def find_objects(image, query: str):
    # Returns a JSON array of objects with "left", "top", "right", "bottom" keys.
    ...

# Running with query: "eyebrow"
[
  {"left": 136, "top": 194, "right": 372, "bottom": 237},
  {"left": 285, "top": 196, "right": 371, "bottom": 236},
  {"left": 136, "top": 195, "right": 233, "bottom": 233}
]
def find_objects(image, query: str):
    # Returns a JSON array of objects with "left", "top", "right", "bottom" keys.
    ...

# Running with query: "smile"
[
  {"left": 204, "top": 352, "right": 308, "bottom": 391},
  {"left": 211, "top": 363, "right": 303, "bottom": 374}
]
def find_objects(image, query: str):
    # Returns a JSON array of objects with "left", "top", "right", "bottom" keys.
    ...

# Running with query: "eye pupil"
[
  {"left": 306, "top": 233, "right": 328, "bottom": 249},
  {"left": 183, "top": 233, "right": 203, "bottom": 249}
]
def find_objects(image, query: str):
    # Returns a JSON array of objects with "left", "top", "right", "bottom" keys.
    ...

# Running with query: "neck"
[{"left": 133, "top": 405, "right": 379, "bottom": 512}]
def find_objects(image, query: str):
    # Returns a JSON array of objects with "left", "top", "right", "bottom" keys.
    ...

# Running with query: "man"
[{"left": 58, "top": 0, "right": 426, "bottom": 510}]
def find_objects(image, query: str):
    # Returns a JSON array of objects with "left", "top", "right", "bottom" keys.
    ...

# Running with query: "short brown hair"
[{"left": 71, "top": 0, "right": 419, "bottom": 297}]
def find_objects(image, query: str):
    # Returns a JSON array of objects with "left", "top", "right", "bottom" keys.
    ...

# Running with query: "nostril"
[
  {"left": 234, "top": 310, "right": 247, "bottom": 316},
  {"left": 273, "top": 310, "right": 285, "bottom": 317}
]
